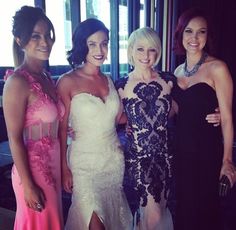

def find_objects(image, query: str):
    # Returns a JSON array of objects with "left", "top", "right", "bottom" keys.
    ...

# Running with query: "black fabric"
[{"left": 172, "top": 82, "right": 223, "bottom": 230}]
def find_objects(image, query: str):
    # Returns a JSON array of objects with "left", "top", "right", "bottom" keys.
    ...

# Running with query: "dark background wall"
[{"left": 175, "top": 0, "right": 236, "bottom": 137}]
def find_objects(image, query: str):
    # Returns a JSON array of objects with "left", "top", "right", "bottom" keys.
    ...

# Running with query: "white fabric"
[
  {"left": 134, "top": 194, "right": 173, "bottom": 230},
  {"left": 65, "top": 76, "right": 133, "bottom": 230}
]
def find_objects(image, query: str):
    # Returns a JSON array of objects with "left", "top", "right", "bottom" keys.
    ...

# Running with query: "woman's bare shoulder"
[
  {"left": 207, "top": 56, "right": 227, "bottom": 71},
  {"left": 206, "top": 56, "right": 232, "bottom": 82},
  {"left": 57, "top": 69, "right": 80, "bottom": 86},
  {"left": 207, "top": 56, "right": 229, "bottom": 75},
  {"left": 4, "top": 71, "right": 29, "bottom": 90}
]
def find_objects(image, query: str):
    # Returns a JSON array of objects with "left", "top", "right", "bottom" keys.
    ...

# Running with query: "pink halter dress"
[{"left": 5, "top": 69, "right": 65, "bottom": 230}]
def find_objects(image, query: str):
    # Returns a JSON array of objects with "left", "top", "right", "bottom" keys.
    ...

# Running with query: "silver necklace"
[{"left": 184, "top": 52, "right": 208, "bottom": 77}]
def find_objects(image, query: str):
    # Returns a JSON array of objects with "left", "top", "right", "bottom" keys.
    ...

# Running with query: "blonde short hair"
[{"left": 127, "top": 27, "right": 162, "bottom": 67}]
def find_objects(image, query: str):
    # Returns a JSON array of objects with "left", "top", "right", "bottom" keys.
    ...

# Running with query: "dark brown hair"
[{"left": 67, "top": 18, "right": 109, "bottom": 68}]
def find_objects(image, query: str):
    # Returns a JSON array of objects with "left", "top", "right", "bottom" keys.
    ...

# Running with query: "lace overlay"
[
  {"left": 27, "top": 137, "right": 57, "bottom": 189},
  {"left": 65, "top": 76, "right": 132, "bottom": 230},
  {"left": 5, "top": 68, "right": 64, "bottom": 230},
  {"left": 116, "top": 73, "right": 173, "bottom": 210}
]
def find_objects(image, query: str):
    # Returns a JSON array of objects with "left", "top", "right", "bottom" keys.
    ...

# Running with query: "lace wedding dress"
[{"left": 65, "top": 76, "right": 133, "bottom": 230}]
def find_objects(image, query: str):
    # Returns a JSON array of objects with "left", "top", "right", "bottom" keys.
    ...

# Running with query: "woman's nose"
[
  {"left": 192, "top": 32, "right": 199, "bottom": 39},
  {"left": 142, "top": 50, "right": 148, "bottom": 58}
]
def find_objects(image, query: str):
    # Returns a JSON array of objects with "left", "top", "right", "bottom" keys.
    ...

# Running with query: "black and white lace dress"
[{"left": 116, "top": 72, "right": 174, "bottom": 229}]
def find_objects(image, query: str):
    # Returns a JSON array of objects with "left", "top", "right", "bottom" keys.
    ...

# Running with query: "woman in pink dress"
[{"left": 3, "top": 6, "right": 64, "bottom": 230}]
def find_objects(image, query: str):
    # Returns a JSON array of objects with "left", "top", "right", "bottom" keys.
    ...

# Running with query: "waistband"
[{"left": 24, "top": 120, "right": 59, "bottom": 141}]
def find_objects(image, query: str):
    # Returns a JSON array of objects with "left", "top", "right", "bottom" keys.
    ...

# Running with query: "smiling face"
[
  {"left": 182, "top": 16, "right": 207, "bottom": 54},
  {"left": 131, "top": 38, "right": 158, "bottom": 69},
  {"left": 85, "top": 30, "right": 109, "bottom": 67},
  {"left": 21, "top": 19, "right": 54, "bottom": 62}
]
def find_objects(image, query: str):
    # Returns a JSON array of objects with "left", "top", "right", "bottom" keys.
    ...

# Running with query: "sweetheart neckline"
[
  {"left": 177, "top": 82, "right": 215, "bottom": 92},
  {"left": 71, "top": 77, "right": 111, "bottom": 104},
  {"left": 71, "top": 91, "right": 110, "bottom": 104}
]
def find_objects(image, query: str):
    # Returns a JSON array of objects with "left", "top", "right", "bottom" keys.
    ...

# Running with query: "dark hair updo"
[{"left": 12, "top": 5, "right": 55, "bottom": 66}]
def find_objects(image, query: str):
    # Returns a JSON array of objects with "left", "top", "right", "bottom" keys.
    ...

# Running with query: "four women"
[{"left": 2, "top": 4, "right": 234, "bottom": 230}]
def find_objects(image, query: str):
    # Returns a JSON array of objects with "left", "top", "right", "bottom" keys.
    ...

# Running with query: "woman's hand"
[
  {"left": 67, "top": 127, "right": 75, "bottom": 140},
  {"left": 24, "top": 183, "right": 46, "bottom": 212},
  {"left": 125, "top": 123, "right": 132, "bottom": 136},
  {"left": 62, "top": 165, "right": 73, "bottom": 193},
  {"left": 220, "top": 160, "right": 236, "bottom": 187},
  {"left": 205, "top": 108, "right": 221, "bottom": 127}
]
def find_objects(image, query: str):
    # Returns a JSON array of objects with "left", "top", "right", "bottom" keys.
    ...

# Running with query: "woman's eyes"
[
  {"left": 137, "top": 47, "right": 144, "bottom": 51},
  {"left": 137, "top": 47, "right": 156, "bottom": 52},
  {"left": 88, "top": 42, "right": 108, "bottom": 47},
  {"left": 31, "top": 34, "right": 41, "bottom": 40},
  {"left": 88, "top": 43, "right": 96, "bottom": 47},
  {"left": 184, "top": 29, "right": 207, "bottom": 34},
  {"left": 199, "top": 30, "right": 207, "bottom": 34},
  {"left": 31, "top": 33, "right": 52, "bottom": 40},
  {"left": 102, "top": 42, "right": 108, "bottom": 47},
  {"left": 184, "top": 29, "right": 192, "bottom": 33},
  {"left": 149, "top": 48, "right": 157, "bottom": 52}
]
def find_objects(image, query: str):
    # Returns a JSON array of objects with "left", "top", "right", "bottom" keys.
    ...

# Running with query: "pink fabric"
[
  {"left": 5, "top": 69, "right": 65, "bottom": 126},
  {"left": 6, "top": 69, "right": 64, "bottom": 230}
]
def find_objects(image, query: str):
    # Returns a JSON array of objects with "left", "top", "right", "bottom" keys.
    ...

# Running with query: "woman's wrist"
[
  {"left": 62, "top": 162, "right": 70, "bottom": 171},
  {"left": 223, "top": 159, "right": 233, "bottom": 165},
  {"left": 22, "top": 178, "right": 35, "bottom": 189}
]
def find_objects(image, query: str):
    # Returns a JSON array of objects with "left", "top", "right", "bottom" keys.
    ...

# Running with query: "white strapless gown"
[{"left": 65, "top": 76, "right": 133, "bottom": 230}]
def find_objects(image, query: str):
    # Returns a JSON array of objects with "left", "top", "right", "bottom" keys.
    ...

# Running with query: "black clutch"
[{"left": 219, "top": 175, "right": 231, "bottom": 197}]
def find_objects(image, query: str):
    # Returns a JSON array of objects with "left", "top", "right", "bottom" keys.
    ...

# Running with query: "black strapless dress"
[{"left": 172, "top": 82, "right": 223, "bottom": 230}]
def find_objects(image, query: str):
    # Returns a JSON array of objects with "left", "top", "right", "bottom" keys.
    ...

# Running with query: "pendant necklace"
[{"left": 184, "top": 52, "right": 208, "bottom": 77}]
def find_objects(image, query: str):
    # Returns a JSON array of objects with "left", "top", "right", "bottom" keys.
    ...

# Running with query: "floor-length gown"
[
  {"left": 172, "top": 82, "right": 223, "bottom": 230},
  {"left": 116, "top": 72, "right": 174, "bottom": 229},
  {"left": 5, "top": 69, "right": 64, "bottom": 230},
  {"left": 65, "top": 76, "right": 133, "bottom": 230}
]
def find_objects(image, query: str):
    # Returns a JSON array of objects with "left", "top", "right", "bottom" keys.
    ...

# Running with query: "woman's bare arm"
[
  {"left": 3, "top": 75, "right": 45, "bottom": 211},
  {"left": 57, "top": 75, "right": 73, "bottom": 193},
  {"left": 213, "top": 61, "right": 235, "bottom": 185}
]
